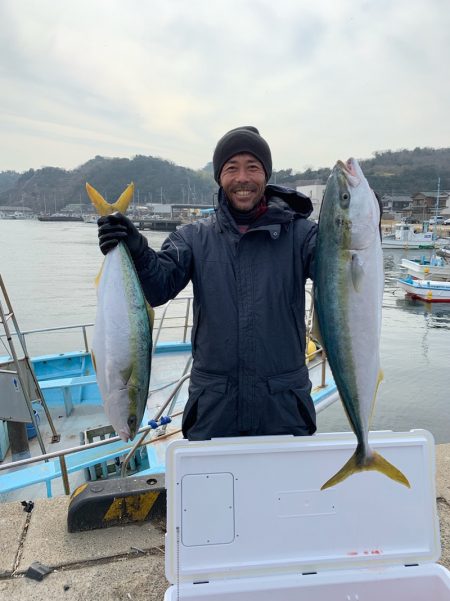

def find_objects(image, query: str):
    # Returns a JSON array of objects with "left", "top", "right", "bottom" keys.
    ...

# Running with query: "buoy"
[{"left": 306, "top": 339, "right": 317, "bottom": 363}]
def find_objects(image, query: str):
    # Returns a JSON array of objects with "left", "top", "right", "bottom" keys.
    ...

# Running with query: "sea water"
[{"left": 1, "top": 220, "right": 449, "bottom": 442}]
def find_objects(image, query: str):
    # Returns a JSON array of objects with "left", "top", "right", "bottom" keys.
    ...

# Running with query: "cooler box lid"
[{"left": 165, "top": 430, "right": 439, "bottom": 585}]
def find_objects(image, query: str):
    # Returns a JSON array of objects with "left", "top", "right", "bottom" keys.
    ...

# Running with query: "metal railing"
[
  {"left": 0, "top": 371, "right": 187, "bottom": 496},
  {"left": 0, "top": 295, "right": 194, "bottom": 358}
]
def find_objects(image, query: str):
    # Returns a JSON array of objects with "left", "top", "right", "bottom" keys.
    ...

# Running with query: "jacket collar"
[{"left": 215, "top": 185, "right": 312, "bottom": 234}]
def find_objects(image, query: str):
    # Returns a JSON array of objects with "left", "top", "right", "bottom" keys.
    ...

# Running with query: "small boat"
[
  {"left": 82, "top": 215, "right": 98, "bottom": 224},
  {"left": 38, "top": 214, "right": 84, "bottom": 222},
  {"left": 401, "top": 256, "right": 450, "bottom": 281},
  {"left": 437, "top": 246, "right": 450, "bottom": 260},
  {"left": 382, "top": 223, "right": 447, "bottom": 249},
  {"left": 136, "top": 218, "right": 182, "bottom": 231},
  {"left": 397, "top": 275, "right": 450, "bottom": 303}
]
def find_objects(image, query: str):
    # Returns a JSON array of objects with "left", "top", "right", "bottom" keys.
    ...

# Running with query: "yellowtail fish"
[
  {"left": 86, "top": 182, "right": 153, "bottom": 442},
  {"left": 314, "top": 159, "right": 410, "bottom": 490}
]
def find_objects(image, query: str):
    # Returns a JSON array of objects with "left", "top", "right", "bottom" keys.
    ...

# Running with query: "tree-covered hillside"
[
  {"left": 0, "top": 155, "right": 217, "bottom": 212},
  {"left": 291, "top": 147, "right": 450, "bottom": 195},
  {"left": 1, "top": 146, "right": 449, "bottom": 211}
]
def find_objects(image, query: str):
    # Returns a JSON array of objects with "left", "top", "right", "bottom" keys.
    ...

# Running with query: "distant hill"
[
  {"left": 290, "top": 147, "right": 450, "bottom": 195},
  {"left": 0, "top": 170, "right": 20, "bottom": 194},
  {"left": 1, "top": 147, "right": 449, "bottom": 211},
  {"left": 0, "top": 155, "right": 218, "bottom": 213}
]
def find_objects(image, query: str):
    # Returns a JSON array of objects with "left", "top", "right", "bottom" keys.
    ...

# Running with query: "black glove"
[{"left": 97, "top": 212, "right": 148, "bottom": 259}]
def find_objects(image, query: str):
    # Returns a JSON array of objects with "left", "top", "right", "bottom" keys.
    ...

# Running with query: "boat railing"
[
  {"left": 0, "top": 322, "right": 94, "bottom": 357},
  {"left": 305, "top": 286, "right": 329, "bottom": 389},
  {"left": 0, "top": 371, "right": 186, "bottom": 497},
  {"left": 152, "top": 295, "right": 193, "bottom": 349},
  {"left": 0, "top": 295, "right": 195, "bottom": 357}
]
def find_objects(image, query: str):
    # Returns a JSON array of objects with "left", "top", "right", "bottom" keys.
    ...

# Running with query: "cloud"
[{"left": 1, "top": 0, "right": 449, "bottom": 172}]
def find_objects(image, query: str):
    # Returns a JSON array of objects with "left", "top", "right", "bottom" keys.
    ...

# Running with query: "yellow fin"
[
  {"left": 321, "top": 449, "right": 410, "bottom": 490},
  {"left": 146, "top": 301, "right": 155, "bottom": 329},
  {"left": 120, "top": 363, "right": 133, "bottom": 385},
  {"left": 94, "top": 260, "right": 105, "bottom": 288},
  {"left": 350, "top": 252, "right": 364, "bottom": 292},
  {"left": 86, "top": 182, "right": 134, "bottom": 216}
]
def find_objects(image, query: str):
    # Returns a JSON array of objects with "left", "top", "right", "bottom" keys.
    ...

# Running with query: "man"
[{"left": 98, "top": 126, "right": 317, "bottom": 440}]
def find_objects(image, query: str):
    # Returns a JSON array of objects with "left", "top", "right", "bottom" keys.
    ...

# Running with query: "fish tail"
[
  {"left": 321, "top": 448, "right": 410, "bottom": 490},
  {"left": 86, "top": 182, "right": 134, "bottom": 216}
]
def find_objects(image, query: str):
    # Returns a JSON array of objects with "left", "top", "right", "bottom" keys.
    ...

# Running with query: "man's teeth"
[{"left": 236, "top": 190, "right": 251, "bottom": 197}]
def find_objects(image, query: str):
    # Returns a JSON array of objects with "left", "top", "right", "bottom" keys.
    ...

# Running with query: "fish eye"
[{"left": 341, "top": 192, "right": 350, "bottom": 202}]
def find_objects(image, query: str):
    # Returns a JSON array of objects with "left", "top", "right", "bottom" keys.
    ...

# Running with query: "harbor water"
[{"left": 1, "top": 219, "right": 450, "bottom": 442}]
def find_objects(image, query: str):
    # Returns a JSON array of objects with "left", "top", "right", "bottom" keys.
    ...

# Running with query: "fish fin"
[
  {"left": 350, "top": 252, "right": 364, "bottom": 292},
  {"left": 310, "top": 291, "right": 323, "bottom": 347},
  {"left": 86, "top": 182, "right": 134, "bottom": 216},
  {"left": 112, "top": 183, "right": 135, "bottom": 214},
  {"left": 94, "top": 261, "right": 105, "bottom": 288},
  {"left": 120, "top": 364, "right": 133, "bottom": 385},
  {"left": 368, "top": 368, "right": 384, "bottom": 424},
  {"left": 321, "top": 448, "right": 410, "bottom": 490},
  {"left": 146, "top": 301, "right": 155, "bottom": 329}
]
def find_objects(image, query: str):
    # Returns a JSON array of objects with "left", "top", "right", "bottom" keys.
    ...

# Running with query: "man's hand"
[{"left": 97, "top": 212, "right": 148, "bottom": 259}]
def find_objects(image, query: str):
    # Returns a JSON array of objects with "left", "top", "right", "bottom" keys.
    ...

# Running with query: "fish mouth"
[
  {"left": 336, "top": 158, "right": 360, "bottom": 186},
  {"left": 127, "top": 414, "right": 138, "bottom": 438}
]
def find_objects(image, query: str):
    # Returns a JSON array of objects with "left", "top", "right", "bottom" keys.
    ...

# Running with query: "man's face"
[{"left": 219, "top": 153, "right": 266, "bottom": 212}]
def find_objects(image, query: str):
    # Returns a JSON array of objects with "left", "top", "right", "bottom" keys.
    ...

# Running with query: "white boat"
[
  {"left": 437, "top": 247, "right": 450, "bottom": 260},
  {"left": 397, "top": 276, "right": 450, "bottom": 303},
  {"left": 401, "top": 256, "right": 450, "bottom": 281},
  {"left": 82, "top": 214, "right": 98, "bottom": 224},
  {"left": 382, "top": 223, "right": 447, "bottom": 249},
  {"left": 0, "top": 290, "right": 339, "bottom": 503}
]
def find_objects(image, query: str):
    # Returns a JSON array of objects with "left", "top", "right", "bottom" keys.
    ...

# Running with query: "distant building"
[
  {"left": 61, "top": 204, "right": 85, "bottom": 215},
  {"left": 146, "top": 203, "right": 172, "bottom": 216},
  {"left": 380, "top": 194, "right": 412, "bottom": 220},
  {"left": 0, "top": 205, "right": 34, "bottom": 217},
  {"left": 407, "top": 191, "right": 450, "bottom": 222},
  {"left": 295, "top": 180, "right": 325, "bottom": 220}
]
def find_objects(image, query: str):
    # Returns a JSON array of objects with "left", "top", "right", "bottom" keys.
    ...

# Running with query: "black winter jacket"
[{"left": 133, "top": 185, "right": 318, "bottom": 440}]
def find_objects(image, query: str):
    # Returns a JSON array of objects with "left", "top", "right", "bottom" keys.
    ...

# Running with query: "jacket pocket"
[
  {"left": 267, "top": 367, "right": 316, "bottom": 434},
  {"left": 182, "top": 368, "right": 234, "bottom": 440}
]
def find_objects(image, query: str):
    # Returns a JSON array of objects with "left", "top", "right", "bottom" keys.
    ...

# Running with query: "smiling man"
[{"left": 97, "top": 126, "right": 318, "bottom": 440}]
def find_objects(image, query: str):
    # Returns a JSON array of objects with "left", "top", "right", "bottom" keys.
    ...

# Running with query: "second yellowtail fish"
[{"left": 314, "top": 158, "right": 410, "bottom": 490}]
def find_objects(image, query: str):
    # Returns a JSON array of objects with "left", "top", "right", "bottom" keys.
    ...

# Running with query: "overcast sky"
[{"left": 0, "top": 0, "right": 448, "bottom": 174}]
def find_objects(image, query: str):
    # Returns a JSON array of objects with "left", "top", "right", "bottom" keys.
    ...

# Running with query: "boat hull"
[
  {"left": 398, "top": 278, "right": 450, "bottom": 302},
  {"left": 38, "top": 216, "right": 84, "bottom": 222},
  {"left": 382, "top": 240, "right": 434, "bottom": 249}
]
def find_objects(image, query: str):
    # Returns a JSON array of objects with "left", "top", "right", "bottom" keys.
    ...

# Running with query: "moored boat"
[
  {"left": 38, "top": 214, "right": 84, "bottom": 222},
  {"left": 397, "top": 275, "right": 450, "bottom": 303},
  {"left": 401, "top": 256, "right": 450, "bottom": 281},
  {"left": 382, "top": 223, "right": 447, "bottom": 249}
]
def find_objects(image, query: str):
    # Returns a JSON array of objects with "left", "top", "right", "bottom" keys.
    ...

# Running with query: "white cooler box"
[{"left": 164, "top": 430, "right": 450, "bottom": 600}]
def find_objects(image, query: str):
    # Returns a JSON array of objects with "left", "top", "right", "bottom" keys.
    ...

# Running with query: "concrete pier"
[{"left": 1, "top": 443, "right": 450, "bottom": 600}]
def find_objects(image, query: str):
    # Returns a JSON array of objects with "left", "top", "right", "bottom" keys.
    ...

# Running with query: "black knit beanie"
[{"left": 213, "top": 126, "right": 272, "bottom": 183}]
